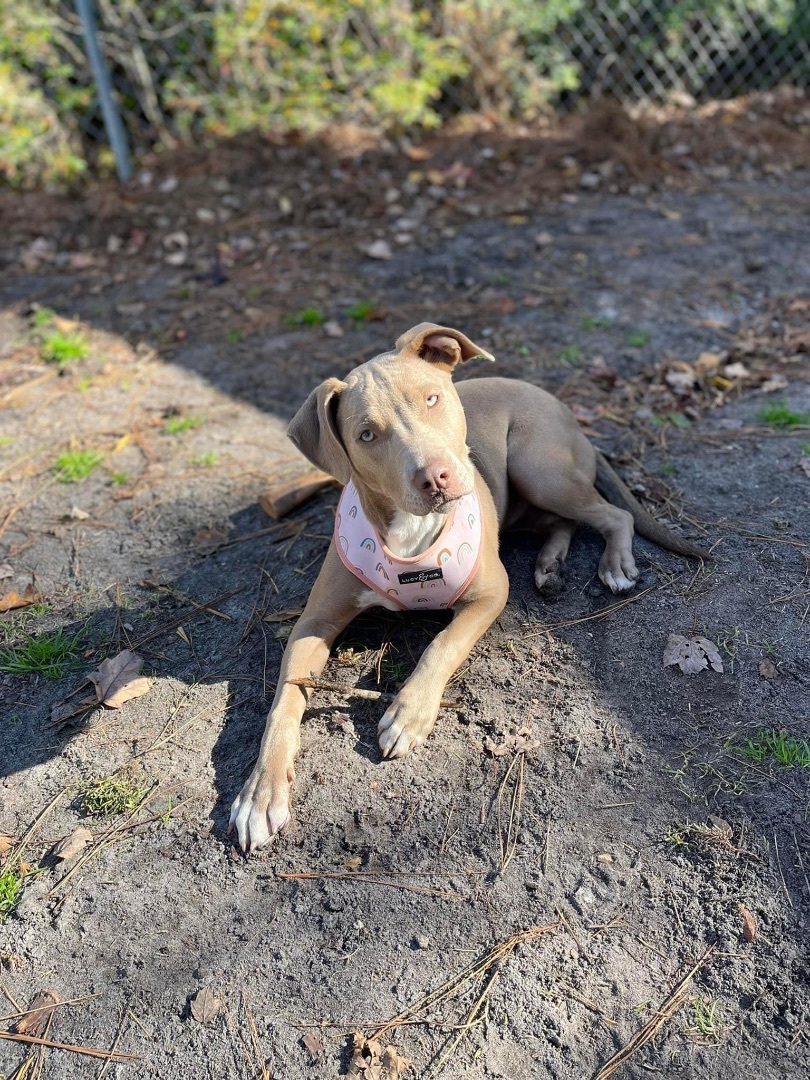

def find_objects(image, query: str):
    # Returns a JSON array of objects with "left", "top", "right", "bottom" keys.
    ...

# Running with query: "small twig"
[
  {"left": 524, "top": 585, "right": 659, "bottom": 636},
  {"left": 592, "top": 944, "right": 715, "bottom": 1080},
  {"left": 555, "top": 905, "right": 583, "bottom": 952},
  {"left": 276, "top": 871, "right": 464, "bottom": 901},
  {"left": 286, "top": 677, "right": 459, "bottom": 710},
  {"left": 0, "top": 995, "right": 99, "bottom": 1027},
  {"left": 240, "top": 990, "right": 269, "bottom": 1080},
  {"left": 425, "top": 961, "right": 502, "bottom": 1079},
  {"left": 95, "top": 1009, "right": 128, "bottom": 1080},
  {"left": 5, "top": 790, "right": 64, "bottom": 872},
  {"left": 773, "top": 831, "right": 794, "bottom": 909},
  {"left": 0, "top": 1031, "right": 138, "bottom": 1062},
  {"left": 557, "top": 982, "right": 618, "bottom": 1027},
  {"left": 497, "top": 752, "right": 525, "bottom": 875},
  {"left": 131, "top": 586, "right": 247, "bottom": 648}
]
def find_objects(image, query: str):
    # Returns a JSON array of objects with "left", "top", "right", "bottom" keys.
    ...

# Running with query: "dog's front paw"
[
  {"left": 378, "top": 695, "right": 438, "bottom": 759},
  {"left": 598, "top": 551, "right": 639, "bottom": 594},
  {"left": 229, "top": 764, "right": 294, "bottom": 852}
]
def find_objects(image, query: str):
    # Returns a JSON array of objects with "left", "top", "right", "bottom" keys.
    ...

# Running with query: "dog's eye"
[
  {"left": 359, "top": 429, "right": 375, "bottom": 443},
  {"left": 426, "top": 394, "right": 439, "bottom": 407}
]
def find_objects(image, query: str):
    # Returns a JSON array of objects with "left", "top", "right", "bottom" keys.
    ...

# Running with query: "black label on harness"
[{"left": 398, "top": 568, "right": 444, "bottom": 585}]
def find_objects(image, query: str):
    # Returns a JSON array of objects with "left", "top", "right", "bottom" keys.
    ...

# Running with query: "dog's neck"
[{"left": 385, "top": 509, "right": 446, "bottom": 558}]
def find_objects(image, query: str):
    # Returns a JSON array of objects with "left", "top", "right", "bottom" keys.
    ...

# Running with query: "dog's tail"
[{"left": 596, "top": 452, "right": 710, "bottom": 560}]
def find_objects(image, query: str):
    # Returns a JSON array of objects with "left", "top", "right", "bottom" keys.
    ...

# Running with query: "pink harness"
[{"left": 334, "top": 482, "right": 483, "bottom": 611}]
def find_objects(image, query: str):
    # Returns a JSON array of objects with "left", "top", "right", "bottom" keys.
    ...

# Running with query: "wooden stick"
[
  {"left": 592, "top": 944, "right": 715, "bottom": 1080},
  {"left": 286, "top": 677, "right": 460, "bottom": 710},
  {"left": 259, "top": 469, "right": 335, "bottom": 519},
  {"left": 0, "top": 1031, "right": 139, "bottom": 1062}
]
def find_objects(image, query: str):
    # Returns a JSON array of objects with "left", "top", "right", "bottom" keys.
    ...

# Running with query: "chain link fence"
[{"left": 1, "top": 1, "right": 808, "bottom": 186}]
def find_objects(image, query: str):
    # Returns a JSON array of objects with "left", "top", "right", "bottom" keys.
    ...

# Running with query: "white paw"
[
  {"left": 599, "top": 562, "right": 639, "bottom": 594},
  {"left": 229, "top": 768, "right": 293, "bottom": 852},
  {"left": 378, "top": 697, "right": 437, "bottom": 759}
]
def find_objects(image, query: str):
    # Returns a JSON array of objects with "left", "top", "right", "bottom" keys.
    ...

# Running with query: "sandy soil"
[{"left": 0, "top": 123, "right": 809, "bottom": 1079}]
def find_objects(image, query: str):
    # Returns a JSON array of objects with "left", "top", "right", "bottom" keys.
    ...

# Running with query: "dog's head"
[{"left": 288, "top": 323, "right": 494, "bottom": 518}]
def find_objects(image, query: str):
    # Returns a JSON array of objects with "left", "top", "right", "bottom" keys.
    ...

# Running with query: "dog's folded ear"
[
  {"left": 287, "top": 377, "right": 351, "bottom": 484},
  {"left": 395, "top": 323, "right": 495, "bottom": 373}
]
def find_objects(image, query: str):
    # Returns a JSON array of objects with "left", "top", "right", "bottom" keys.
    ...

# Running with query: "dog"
[{"left": 230, "top": 323, "right": 706, "bottom": 851}]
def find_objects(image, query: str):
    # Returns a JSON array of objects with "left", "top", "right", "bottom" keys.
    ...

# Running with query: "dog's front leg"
[
  {"left": 378, "top": 565, "right": 509, "bottom": 759},
  {"left": 230, "top": 550, "right": 359, "bottom": 851}
]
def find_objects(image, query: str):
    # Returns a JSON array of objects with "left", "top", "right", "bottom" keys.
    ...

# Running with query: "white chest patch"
[
  {"left": 385, "top": 510, "right": 447, "bottom": 558},
  {"left": 356, "top": 589, "right": 401, "bottom": 613}
]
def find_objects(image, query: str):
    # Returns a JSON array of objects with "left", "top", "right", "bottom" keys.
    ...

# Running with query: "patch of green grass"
[
  {"left": 345, "top": 300, "right": 378, "bottom": 322},
  {"left": 164, "top": 415, "right": 204, "bottom": 435},
  {"left": 32, "top": 306, "right": 56, "bottom": 329},
  {"left": 559, "top": 344, "right": 582, "bottom": 365},
  {"left": 76, "top": 378, "right": 92, "bottom": 393},
  {"left": 79, "top": 774, "right": 146, "bottom": 817},
  {"left": 0, "top": 436, "right": 13, "bottom": 449},
  {"left": 110, "top": 471, "right": 129, "bottom": 485},
  {"left": 736, "top": 729, "right": 810, "bottom": 769},
  {"left": 53, "top": 448, "right": 103, "bottom": 483},
  {"left": 224, "top": 329, "right": 243, "bottom": 344},
  {"left": 0, "top": 867, "right": 23, "bottom": 920},
  {"left": 625, "top": 329, "right": 650, "bottom": 347},
  {"left": 0, "top": 627, "right": 86, "bottom": 681},
  {"left": 687, "top": 996, "right": 723, "bottom": 1041},
  {"left": 284, "top": 306, "right": 325, "bottom": 328},
  {"left": 41, "top": 330, "right": 88, "bottom": 368},
  {"left": 758, "top": 402, "right": 810, "bottom": 429},
  {"left": 192, "top": 451, "right": 218, "bottom": 467},
  {"left": 581, "top": 315, "right": 611, "bottom": 330},
  {"left": 661, "top": 461, "right": 676, "bottom": 477},
  {"left": 492, "top": 271, "right": 511, "bottom": 285}
]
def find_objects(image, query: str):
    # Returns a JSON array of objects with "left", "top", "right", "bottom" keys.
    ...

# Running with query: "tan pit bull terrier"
[{"left": 230, "top": 323, "right": 706, "bottom": 851}]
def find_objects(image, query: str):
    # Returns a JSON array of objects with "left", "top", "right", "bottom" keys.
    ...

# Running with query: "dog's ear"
[
  {"left": 395, "top": 323, "right": 495, "bottom": 373},
  {"left": 287, "top": 377, "right": 351, "bottom": 484}
]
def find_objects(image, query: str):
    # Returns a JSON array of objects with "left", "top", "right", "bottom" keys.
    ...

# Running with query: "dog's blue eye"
[
  {"left": 426, "top": 394, "right": 439, "bottom": 407},
  {"left": 359, "top": 430, "right": 375, "bottom": 443}
]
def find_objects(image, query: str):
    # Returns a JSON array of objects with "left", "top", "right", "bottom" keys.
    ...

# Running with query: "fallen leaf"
[
  {"left": 663, "top": 634, "right": 724, "bottom": 674},
  {"left": 382, "top": 1045, "right": 413, "bottom": 1079},
  {"left": 192, "top": 526, "right": 229, "bottom": 554},
  {"left": 723, "top": 361, "right": 750, "bottom": 380},
  {"left": 346, "top": 1031, "right": 384, "bottom": 1077},
  {"left": 0, "top": 564, "right": 13, "bottom": 580},
  {"left": 362, "top": 239, "right": 393, "bottom": 261},
  {"left": 708, "top": 814, "right": 732, "bottom": 840},
  {"left": 760, "top": 375, "right": 788, "bottom": 393},
  {"left": 799, "top": 458, "right": 810, "bottom": 480},
  {"left": 738, "top": 903, "right": 758, "bottom": 943},
  {"left": 344, "top": 855, "right": 362, "bottom": 871},
  {"left": 51, "top": 827, "right": 93, "bottom": 862},
  {"left": 189, "top": 986, "right": 221, "bottom": 1024},
  {"left": 50, "top": 696, "right": 97, "bottom": 727},
  {"left": 758, "top": 657, "right": 780, "bottom": 680},
  {"left": 261, "top": 609, "right": 302, "bottom": 623},
  {"left": 694, "top": 351, "right": 721, "bottom": 375},
  {"left": 13, "top": 990, "right": 59, "bottom": 1036},
  {"left": 88, "top": 649, "right": 152, "bottom": 708},
  {"left": 0, "top": 834, "right": 14, "bottom": 856},
  {"left": 302, "top": 1032, "right": 325, "bottom": 1060},
  {"left": 0, "top": 584, "right": 42, "bottom": 613}
]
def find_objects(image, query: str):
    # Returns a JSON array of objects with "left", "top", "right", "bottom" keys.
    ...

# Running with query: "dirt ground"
[{"left": 1, "top": 104, "right": 809, "bottom": 1079}]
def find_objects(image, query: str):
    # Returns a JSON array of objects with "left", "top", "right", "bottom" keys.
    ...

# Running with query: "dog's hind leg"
[{"left": 534, "top": 516, "right": 577, "bottom": 592}]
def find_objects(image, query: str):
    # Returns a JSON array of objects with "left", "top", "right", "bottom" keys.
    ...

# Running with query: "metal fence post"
[{"left": 74, "top": 0, "right": 132, "bottom": 182}]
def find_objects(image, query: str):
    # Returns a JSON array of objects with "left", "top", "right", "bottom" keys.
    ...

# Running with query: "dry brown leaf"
[
  {"left": 0, "top": 564, "right": 13, "bottom": 580},
  {"left": 663, "top": 634, "right": 724, "bottom": 674},
  {"left": 800, "top": 458, "right": 810, "bottom": 480},
  {"left": 192, "top": 526, "right": 229, "bottom": 554},
  {"left": 738, "top": 903, "right": 758, "bottom": 943},
  {"left": 261, "top": 609, "right": 303, "bottom": 623},
  {"left": 758, "top": 657, "right": 780, "bottom": 681},
  {"left": 189, "top": 986, "right": 221, "bottom": 1024},
  {"left": 344, "top": 855, "right": 362, "bottom": 871},
  {"left": 13, "top": 989, "right": 59, "bottom": 1036},
  {"left": 382, "top": 1045, "right": 413, "bottom": 1079},
  {"left": 0, "top": 834, "right": 14, "bottom": 857},
  {"left": 302, "top": 1032, "right": 325, "bottom": 1061},
  {"left": 694, "top": 351, "right": 721, "bottom": 375},
  {"left": 51, "top": 827, "right": 93, "bottom": 862},
  {"left": 88, "top": 649, "right": 152, "bottom": 708},
  {"left": 0, "top": 584, "right": 42, "bottom": 613}
]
